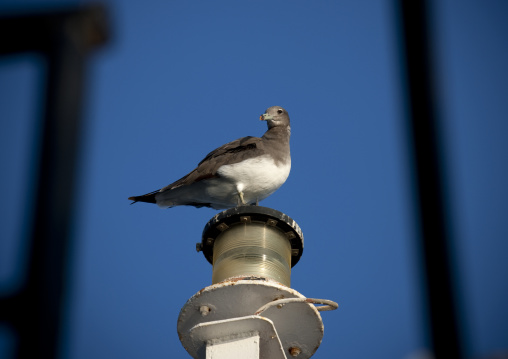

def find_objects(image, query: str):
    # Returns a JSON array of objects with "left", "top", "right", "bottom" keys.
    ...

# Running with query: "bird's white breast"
[{"left": 216, "top": 155, "right": 291, "bottom": 204}]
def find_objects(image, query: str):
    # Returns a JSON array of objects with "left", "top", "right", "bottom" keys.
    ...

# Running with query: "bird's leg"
[
  {"left": 237, "top": 191, "right": 246, "bottom": 206},
  {"left": 235, "top": 183, "right": 246, "bottom": 206}
]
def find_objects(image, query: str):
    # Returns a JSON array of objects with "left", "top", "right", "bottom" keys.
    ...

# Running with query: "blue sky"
[{"left": 1, "top": 1, "right": 508, "bottom": 358}]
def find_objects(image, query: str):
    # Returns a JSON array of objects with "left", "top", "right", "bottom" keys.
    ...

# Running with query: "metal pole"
[
  {"left": 0, "top": 6, "right": 108, "bottom": 359},
  {"left": 395, "top": 1, "right": 463, "bottom": 358}
]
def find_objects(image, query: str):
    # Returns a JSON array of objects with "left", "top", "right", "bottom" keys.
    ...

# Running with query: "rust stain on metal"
[
  {"left": 227, "top": 276, "right": 248, "bottom": 283},
  {"left": 219, "top": 276, "right": 267, "bottom": 284}
]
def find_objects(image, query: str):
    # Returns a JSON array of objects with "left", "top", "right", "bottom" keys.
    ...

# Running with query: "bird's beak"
[{"left": 260, "top": 113, "right": 273, "bottom": 121}]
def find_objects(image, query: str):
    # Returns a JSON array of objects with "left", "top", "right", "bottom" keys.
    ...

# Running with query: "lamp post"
[{"left": 178, "top": 206, "right": 337, "bottom": 359}]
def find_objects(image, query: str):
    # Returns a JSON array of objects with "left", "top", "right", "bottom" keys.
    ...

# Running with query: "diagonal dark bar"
[
  {"left": 0, "top": 6, "right": 108, "bottom": 359},
  {"left": 395, "top": 1, "right": 463, "bottom": 358}
]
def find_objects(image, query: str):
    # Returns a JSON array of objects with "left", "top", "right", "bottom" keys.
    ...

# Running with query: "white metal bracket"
[{"left": 188, "top": 315, "right": 287, "bottom": 359}]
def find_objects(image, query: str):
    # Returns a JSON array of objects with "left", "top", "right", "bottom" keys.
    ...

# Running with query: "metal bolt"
[
  {"left": 206, "top": 238, "right": 214, "bottom": 245},
  {"left": 216, "top": 223, "right": 229, "bottom": 231},
  {"left": 196, "top": 243, "right": 203, "bottom": 252},
  {"left": 266, "top": 219, "right": 278, "bottom": 226},
  {"left": 289, "top": 347, "right": 301, "bottom": 357},
  {"left": 199, "top": 306, "right": 211, "bottom": 316},
  {"left": 285, "top": 231, "right": 296, "bottom": 239}
]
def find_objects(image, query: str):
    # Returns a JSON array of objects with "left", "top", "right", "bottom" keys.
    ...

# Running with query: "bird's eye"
[{"left": 277, "top": 109, "right": 283, "bottom": 114}]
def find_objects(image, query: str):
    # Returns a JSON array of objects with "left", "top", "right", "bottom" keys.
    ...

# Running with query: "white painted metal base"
[{"left": 178, "top": 279, "right": 326, "bottom": 359}]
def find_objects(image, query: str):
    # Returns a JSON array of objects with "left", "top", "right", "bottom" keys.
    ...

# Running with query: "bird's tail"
[{"left": 128, "top": 190, "right": 158, "bottom": 204}]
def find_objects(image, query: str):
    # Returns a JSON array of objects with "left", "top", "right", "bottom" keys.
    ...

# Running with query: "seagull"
[{"left": 128, "top": 106, "right": 291, "bottom": 209}]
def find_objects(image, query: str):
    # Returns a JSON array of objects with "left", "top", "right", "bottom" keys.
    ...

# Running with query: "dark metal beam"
[
  {"left": 395, "top": 1, "right": 463, "bottom": 358},
  {"left": 0, "top": 5, "right": 108, "bottom": 359}
]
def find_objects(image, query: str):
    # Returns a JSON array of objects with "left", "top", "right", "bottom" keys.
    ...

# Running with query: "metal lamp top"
[{"left": 199, "top": 206, "right": 304, "bottom": 267}]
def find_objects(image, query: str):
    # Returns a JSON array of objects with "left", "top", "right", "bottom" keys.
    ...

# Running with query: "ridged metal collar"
[{"left": 199, "top": 206, "right": 304, "bottom": 267}]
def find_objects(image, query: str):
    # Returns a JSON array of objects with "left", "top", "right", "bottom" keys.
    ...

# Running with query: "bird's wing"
[
  {"left": 198, "top": 136, "right": 260, "bottom": 165},
  {"left": 159, "top": 136, "right": 263, "bottom": 192}
]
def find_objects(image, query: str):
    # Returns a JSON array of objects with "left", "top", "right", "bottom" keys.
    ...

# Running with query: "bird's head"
[{"left": 260, "top": 106, "right": 290, "bottom": 129}]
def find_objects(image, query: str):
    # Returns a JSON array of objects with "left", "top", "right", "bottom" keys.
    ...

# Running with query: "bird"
[{"left": 128, "top": 106, "right": 291, "bottom": 209}]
